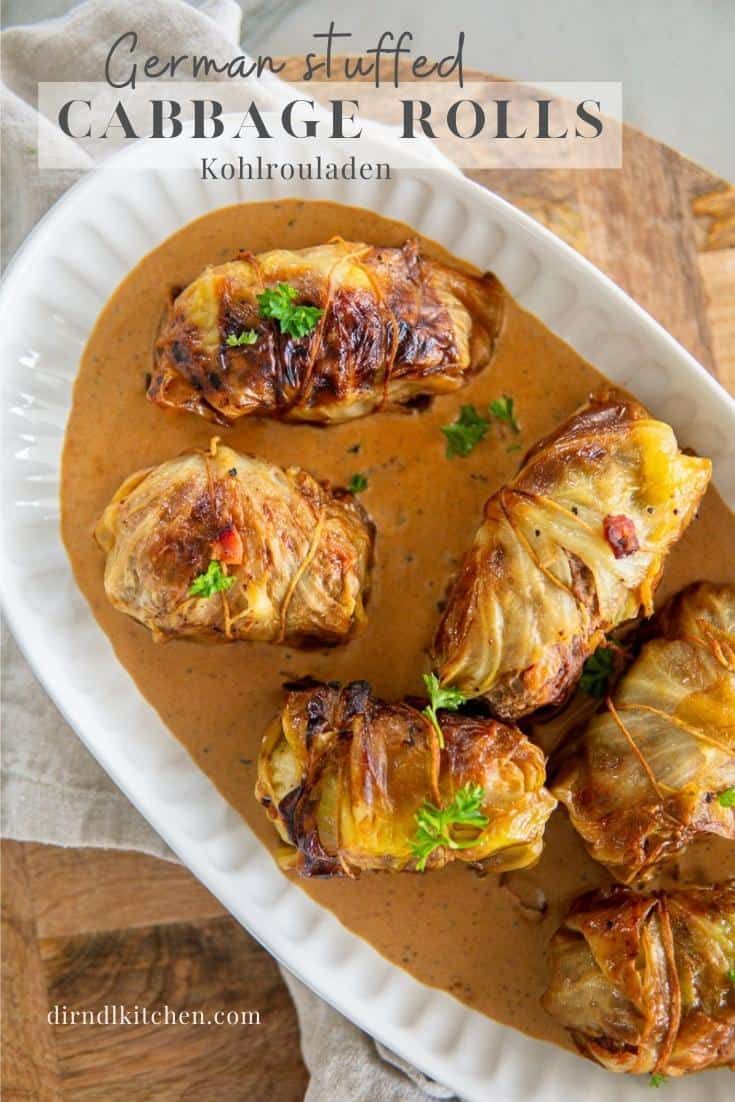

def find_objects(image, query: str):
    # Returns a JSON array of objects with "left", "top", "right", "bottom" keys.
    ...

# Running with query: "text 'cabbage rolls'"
[
  {"left": 95, "top": 441, "right": 374, "bottom": 646},
  {"left": 542, "top": 882, "right": 735, "bottom": 1077},
  {"left": 432, "top": 393, "right": 711, "bottom": 720},
  {"left": 256, "top": 679, "right": 556, "bottom": 877},
  {"left": 151, "top": 239, "right": 505, "bottom": 424},
  {"left": 553, "top": 582, "right": 735, "bottom": 883}
]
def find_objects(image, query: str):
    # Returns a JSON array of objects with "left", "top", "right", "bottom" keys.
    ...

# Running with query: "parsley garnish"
[
  {"left": 718, "top": 787, "right": 735, "bottom": 807},
  {"left": 649, "top": 1074, "right": 666, "bottom": 1088},
  {"left": 441, "top": 404, "right": 490, "bottom": 458},
  {"left": 727, "top": 967, "right": 735, "bottom": 984},
  {"left": 257, "top": 283, "right": 324, "bottom": 339},
  {"left": 347, "top": 473, "right": 368, "bottom": 494},
  {"left": 489, "top": 395, "right": 520, "bottom": 434},
  {"left": 422, "top": 672, "right": 467, "bottom": 749},
  {"left": 225, "top": 330, "right": 258, "bottom": 347},
  {"left": 188, "top": 561, "right": 235, "bottom": 598},
  {"left": 411, "top": 784, "right": 489, "bottom": 871},
  {"left": 579, "top": 646, "right": 616, "bottom": 697}
]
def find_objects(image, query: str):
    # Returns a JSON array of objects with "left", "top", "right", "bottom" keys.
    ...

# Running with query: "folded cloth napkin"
[{"left": 0, "top": 2, "right": 457, "bottom": 1098}]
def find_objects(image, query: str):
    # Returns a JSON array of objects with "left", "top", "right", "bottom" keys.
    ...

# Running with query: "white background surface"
[{"left": 3, "top": 0, "right": 734, "bottom": 182}]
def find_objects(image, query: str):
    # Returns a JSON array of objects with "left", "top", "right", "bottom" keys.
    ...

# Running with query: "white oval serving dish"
[{"left": 1, "top": 131, "right": 733, "bottom": 1102}]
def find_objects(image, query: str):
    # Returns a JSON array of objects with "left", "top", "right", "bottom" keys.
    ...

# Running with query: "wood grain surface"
[{"left": 2, "top": 64, "right": 734, "bottom": 1102}]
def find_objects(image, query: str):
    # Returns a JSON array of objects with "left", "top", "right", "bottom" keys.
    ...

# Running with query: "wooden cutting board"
[{"left": 3, "top": 68, "right": 734, "bottom": 1102}]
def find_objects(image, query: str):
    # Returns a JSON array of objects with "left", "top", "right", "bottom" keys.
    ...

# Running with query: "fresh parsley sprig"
[
  {"left": 649, "top": 1073, "right": 666, "bottom": 1088},
  {"left": 225, "top": 329, "right": 259, "bottom": 347},
  {"left": 441, "top": 404, "right": 490, "bottom": 458},
  {"left": 347, "top": 473, "right": 368, "bottom": 494},
  {"left": 441, "top": 397, "right": 522, "bottom": 458},
  {"left": 411, "top": 783, "right": 489, "bottom": 871},
  {"left": 727, "top": 966, "right": 735, "bottom": 984},
  {"left": 422, "top": 672, "right": 467, "bottom": 749},
  {"left": 579, "top": 645, "right": 616, "bottom": 697},
  {"left": 188, "top": 561, "right": 235, "bottom": 598},
  {"left": 489, "top": 395, "right": 521, "bottom": 434},
  {"left": 718, "top": 786, "right": 735, "bottom": 808},
  {"left": 257, "top": 283, "right": 324, "bottom": 340}
]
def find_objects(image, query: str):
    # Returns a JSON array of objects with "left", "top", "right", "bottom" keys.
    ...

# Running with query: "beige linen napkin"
[{"left": 0, "top": 1, "right": 456, "bottom": 1098}]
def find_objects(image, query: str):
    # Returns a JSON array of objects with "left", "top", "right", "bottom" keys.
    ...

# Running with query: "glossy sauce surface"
[{"left": 61, "top": 200, "right": 735, "bottom": 1051}]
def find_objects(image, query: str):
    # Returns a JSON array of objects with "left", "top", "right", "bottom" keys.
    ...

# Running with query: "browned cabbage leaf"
[
  {"left": 542, "top": 882, "right": 735, "bottom": 1076},
  {"left": 151, "top": 239, "right": 505, "bottom": 424},
  {"left": 432, "top": 393, "right": 711, "bottom": 720},
  {"left": 553, "top": 583, "right": 735, "bottom": 883},
  {"left": 256, "top": 680, "right": 556, "bottom": 876},
  {"left": 95, "top": 440, "right": 374, "bottom": 645}
]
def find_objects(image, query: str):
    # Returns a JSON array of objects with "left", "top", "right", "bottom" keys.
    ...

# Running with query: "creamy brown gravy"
[{"left": 61, "top": 199, "right": 735, "bottom": 1053}]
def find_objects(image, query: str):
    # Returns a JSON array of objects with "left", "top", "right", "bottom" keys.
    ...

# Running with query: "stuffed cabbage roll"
[
  {"left": 542, "top": 882, "right": 735, "bottom": 1077},
  {"left": 95, "top": 440, "right": 374, "bottom": 645},
  {"left": 256, "top": 679, "right": 556, "bottom": 876},
  {"left": 151, "top": 239, "right": 505, "bottom": 425},
  {"left": 432, "top": 393, "right": 711, "bottom": 720},
  {"left": 553, "top": 583, "right": 735, "bottom": 883}
]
